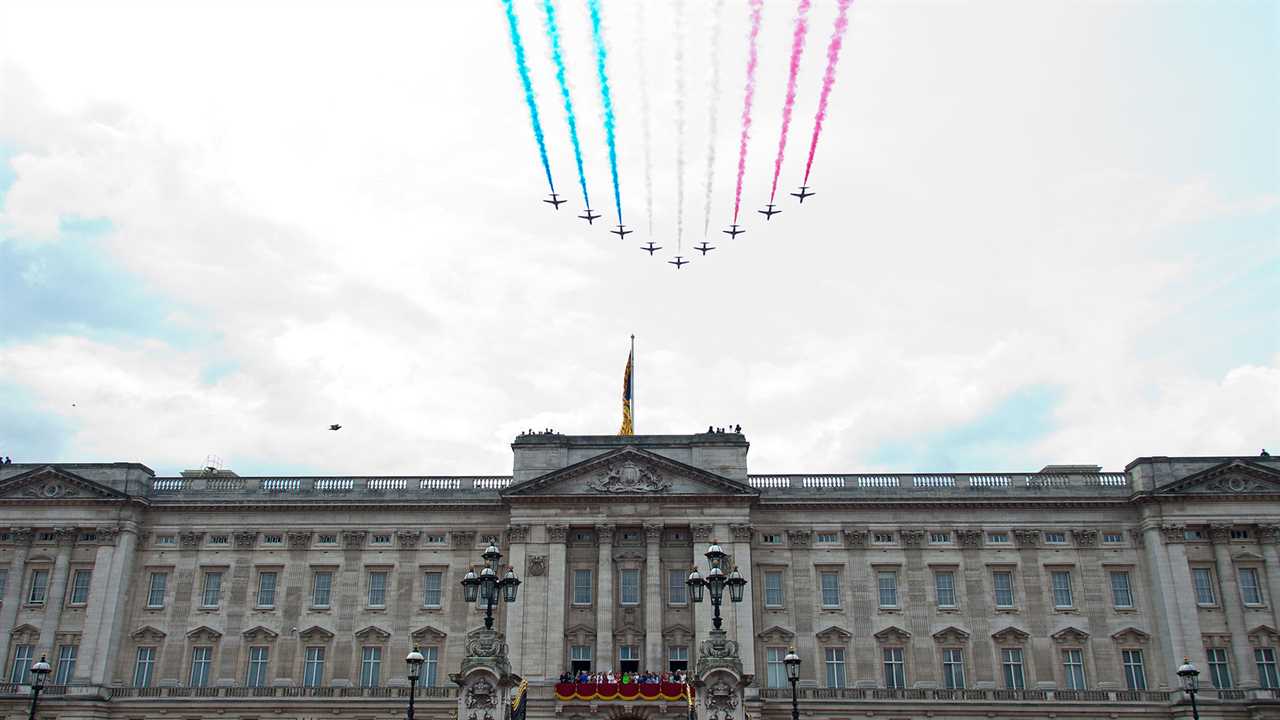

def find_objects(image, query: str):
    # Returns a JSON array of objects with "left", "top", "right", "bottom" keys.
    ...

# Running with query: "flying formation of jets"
[
  {"left": 695, "top": 241, "right": 715, "bottom": 255},
  {"left": 758, "top": 203, "right": 780, "bottom": 220},
  {"left": 611, "top": 224, "right": 632, "bottom": 239},
  {"left": 641, "top": 241, "right": 662, "bottom": 255},
  {"left": 579, "top": 208, "right": 601, "bottom": 225},
  {"left": 722, "top": 224, "right": 744, "bottom": 239},
  {"left": 544, "top": 192, "right": 566, "bottom": 209},
  {"left": 668, "top": 255, "right": 688, "bottom": 269},
  {"left": 790, "top": 185, "right": 814, "bottom": 203}
]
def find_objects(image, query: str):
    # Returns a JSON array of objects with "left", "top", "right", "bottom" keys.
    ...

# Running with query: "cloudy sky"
[{"left": 0, "top": 0, "right": 1276, "bottom": 477}]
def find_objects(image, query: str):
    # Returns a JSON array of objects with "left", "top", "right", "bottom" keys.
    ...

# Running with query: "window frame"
[
  {"left": 1206, "top": 647, "right": 1232, "bottom": 689},
  {"left": 189, "top": 646, "right": 213, "bottom": 687},
  {"left": 360, "top": 645, "right": 382, "bottom": 687},
  {"left": 819, "top": 570, "right": 841, "bottom": 609},
  {"left": 1000, "top": 647, "right": 1025, "bottom": 690},
  {"left": 9, "top": 644, "right": 33, "bottom": 684},
  {"left": 882, "top": 646, "right": 907, "bottom": 689},
  {"left": 27, "top": 568, "right": 50, "bottom": 605},
  {"left": 1061, "top": 648, "right": 1087, "bottom": 690},
  {"left": 668, "top": 568, "right": 688, "bottom": 606},
  {"left": 1238, "top": 567, "right": 1265, "bottom": 606},
  {"left": 877, "top": 569, "right": 899, "bottom": 609},
  {"left": 1191, "top": 566, "right": 1218, "bottom": 606},
  {"left": 367, "top": 570, "right": 389, "bottom": 608},
  {"left": 824, "top": 646, "right": 847, "bottom": 688},
  {"left": 619, "top": 568, "right": 641, "bottom": 606},
  {"left": 54, "top": 644, "right": 78, "bottom": 685},
  {"left": 421, "top": 645, "right": 439, "bottom": 686},
  {"left": 941, "top": 647, "right": 966, "bottom": 689},
  {"left": 934, "top": 569, "right": 957, "bottom": 609},
  {"left": 1121, "top": 648, "right": 1146, "bottom": 690},
  {"left": 145, "top": 571, "right": 167, "bottom": 609},
  {"left": 245, "top": 646, "right": 270, "bottom": 688},
  {"left": 1108, "top": 570, "right": 1134, "bottom": 609},
  {"left": 302, "top": 646, "right": 326, "bottom": 687},
  {"left": 133, "top": 646, "right": 157, "bottom": 687},
  {"left": 201, "top": 570, "right": 223, "bottom": 609},
  {"left": 765, "top": 646, "right": 788, "bottom": 689},
  {"left": 423, "top": 570, "right": 444, "bottom": 608},
  {"left": 764, "top": 570, "right": 785, "bottom": 608},
  {"left": 68, "top": 569, "right": 92, "bottom": 606},
  {"left": 1257, "top": 648, "right": 1279, "bottom": 689},
  {"left": 255, "top": 570, "right": 279, "bottom": 609},
  {"left": 311, "top": 570, "right": 333, "bottom": 608},
  {"left": 572, "top": 568, "right": 593, "bottom": 606},
  {"left": 1050, "top": 569, "right": 1074, "bottom": 609},
  {"left": 992, "top": 569, "right": 1016, "bottom": 609}
]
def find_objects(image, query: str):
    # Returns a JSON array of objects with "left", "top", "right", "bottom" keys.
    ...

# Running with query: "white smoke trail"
[
  {"left": 674, "top": 0, "right": 686, "bottom": 253},
  {"left": 702, "top": 0, "right": 725, "bottom": 238},
  {"left": 635, "top": 1, "right": 654, "bottom": 236}
]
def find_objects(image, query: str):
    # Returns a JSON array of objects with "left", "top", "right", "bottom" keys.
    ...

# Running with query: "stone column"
[
  {"left": 1210, "top": 524, "right": 1258, "bottom": 687},
  {"left": 1142, "top": 525, "right": 1187, "bottom": 689},
  {"left": 1161, "top": 527, "right": 1209, "bottom": 680},
  {"left": 36, "top": 527, "right": 77, "bottom": 659},
  {"left": 96, "top": 524, "right": 141, "bottom": 684},
  {"left": 503, "top": 525, "right": 529, "bottom": 675},
  {"left": 545, "top": 525, "right": 568, "bottom": 673},
  {"left": 644, "top": 523, "right": 664, "bottom": 670},
  {"left": 729, "top": 523, "right": 756, "bottom": 677},
  {"left": 595, "top": 524, "right": 615, "bottom": 671},
  {"left": 1259, "top": 525, "right": 1280, "bottom": 635},
  {"left": 0, "top": 528, "right": 33, "bottom": 664},
  {"left": 73, "top": 526, "right": 120, "bottom": 683},
  {"left": 844, "top": 527, "right": 876, "bottom": 686},
  {"left": 956, "top": 529, "right": 994, "bottom": 687},
  {"left": 788, "top": 529, "right": 818, "bottom": 685},
  {"left": 899, "top": 529, "right": 936, "bottom": 688}
]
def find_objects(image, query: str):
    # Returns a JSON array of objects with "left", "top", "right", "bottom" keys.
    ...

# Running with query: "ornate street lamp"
[
  {"left": 1177, "top": 658, "right": 1200, "bottom": 720},
  {"left": 460, "top": 542, "right": 522, "bottom": 631},
  {"left": 27, "top": 654, "right": 50, "bottom": 720},
  {"left": 687, "top": 541, "right": 747, "bottom": 631},
  {"left": 783, "top": 648, "right": 801, "bottom": 720},
  {"left": 405, "top": 647, "right": 425, "bottom": 720}
]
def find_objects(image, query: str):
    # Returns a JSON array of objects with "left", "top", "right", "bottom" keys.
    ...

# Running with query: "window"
[
  {"left": 312, "top": 571, "right": 332, "bottom": 607},
  {"left": 761, "top": 533, "right": 782, "bottom": 545},
  {"left": 570, "top": 645, "right": 592, "bottom": 674},
  {"left": 1001, "top": 648, "right": 1025, "bottom": 689},
  {"left": 883, "top": 647, "right": 906, "bottom": 688},
  {"left": 619, "top": 645, "right": 640, "bottom": 673},
  {"left": 27, "top": 569, "right": 50, "bottom": 604},
  {"left": 1122, "top": 649, "right": 1146, "bottom": 690},
  {"left": 1231, "top": 529, "right": 1250, "bottom": 540},
  {"left": 201, "top": 571, "right": 223, "bottom": 608},
  {"left": 69, "top": 570, "right": 92, "bottom": 604},
  {"left": 361, "top": 647, "right": 382, "bottom": 687},
  {"left": 825, "top": 647, "right": 846, "bottom": 688},
  {"left": 256, "top": 571, "right": 278, "bottom": 607},
  {"left": 668, "top": 646, "right": 688, "bottom": 673},
  {"left": 929, "top": 532, "right": 951, "bottom": 544},
  {"left": 574, "top": 530, "right": 593, "bottom": 542},
  {"left": 425, "top": 533, "right": 447, "bottom": 545},
  {"left": 878, "top": 571, "right": 898, "bottom": 608},
  {"left": 816, "top": 532, "right": 839, "bottom": 544},
  {"left": 134, "top": 647, "right": 157, "bottom": 687},
  {"left": 1239, "top": 568, "right": 1264, "bottom": 605},
  {"left": 367, "top": 571, "right": 388, "bottom": 607},
  {"left": 9, "top": 645, "right": 33, "bottom": 684},
  {"left": 993, "top": 571, "right": 1015, "bottom": 608},
  {"left": 669, "top": 569, "right": 688, "bottom": 605},
  {"left": 1051, "top": 571, "right": 1073, "bottom": 608},
  {"left": 942, "top": 648, "right": 965, "bottom": 689},
  {"left": 1206, "top": 647, "right": 1232, "bottom": 689},
  {"left": 371, "top": 533, "right": 392, "bottom": 545},
  {"left": 208, "top": 534, "right": 229, "bottom": 546},
  {"left": 1258, "top": 648, "right": 1279, "bottom": 689},
  {"left": 820, "top": 572, "right": 841, "bottom": 608},
  {"left": 317, "top": 533, "right": 337, "bottom": 545},
  {"left": 423, "top": 571, "right": 443, "bottom": 607},
  {"left": 573, "top": 569, "right": 593, "bottom": 605},
  {"left": 302, "top": 647, "right": 325, "bottom": 687},
  {"left": 1043, "top": 531, "right": 1066, "bottom": 544},
  {"left": 189, "top": 646, "right": 212, "bottom": 687},
  {"left": 146, "top": 572, "right": 167, "bottom": 608},
  {"left": 262, "top": 533, "right": 283, "bottom": 546},
  {"left": 766, "top": 647, "right": 787, "bottom": 688},
  {"left": 621, "top": 530, "right": 640, "bottom": 542},
  {"left": 421, "top": 646, "right": 439, "bottom": 686},
  {"left": 1192, "top": 568, "right": 1217, "bottom": 605},
  {"left": 1184, "top": 529, "right": 1204, "bottom": 541},
  {"left": 620, "top": 569, "right": 641, "bottom": 605},
  {"left": 873, "top": 533, "right": 895, "bottom": 544},
  {"left": 765, "top": 571, "right": 784, "bottom": 607},
  {"left": 37, "top": 532, "right": 55, "bottom": 542},
  {"left": 1103, "top": 532, "right": 1124, "bottom": 544},
  {"left": 987, "top": 532, "right": 1009, "bottom": 544},
  {"left": 1061, "top": 649, "right": 1086, "bottom": 689},
  {"left": 246, "top": 646, "right": 269, "bottom": 687},
  {"left": 54, "top": 644, "right": 77, "bottom": 684},
  {"left": 1109, "top": 571, "right": 1133, "bottom": 608},
  {"left": 155, "top": 535, "right": 177, "bottom": 547},
  {"left": 935, "top": 571, "right": 956, "bottom": 608}
]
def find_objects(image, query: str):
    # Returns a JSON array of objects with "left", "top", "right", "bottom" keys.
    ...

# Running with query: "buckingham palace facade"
[{"left": 1, "top": 431, "right": 1279, "bottom": 719}]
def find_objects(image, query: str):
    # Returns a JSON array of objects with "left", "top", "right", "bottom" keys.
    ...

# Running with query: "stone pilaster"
[
  {"left": 843, "top": 527, "right": 876, "bottom": 686},
  {"left": 0, "top": 528, "right": 33, "bottom": 669},
  {"left": 899, "top": 529, "right": 936, "bottom": 688},
  {"left": 36, "top": 527, "right": 77, "bottom": 658},
  {"left": 1210, "top": 524, "right": 1258, "bottom": 688},
  {"left": 788, "top": 528, "right": 818, "bottom": 684},
  {"left": 1141, "top": 524, "right": 1186, "bottom": 689},
  {"left": 1160, "top": 525, "right": 1209, "bottom": 684},
  {"left": 957, "top": 529, "right": 995, "bottom": 687},
  {"left": 595, "top": 523, "right": 615, "bottom": 670},
  {"left": 644, "top": 523, "right": 663, "bottom": 670},
  {"left": 72, "top": 530, "right": 117, "bottom": 683},
  {"left": 96, "top": 524, "right": 139, "bottom": 684},
  {"left": 1259, "top": 525, "right": 1280, "bottom": 637},
  {"left": 729, "top": 522, "right": 756, "bottom": 677},
  {"left": 545, "top": 525, "right": 568, "bottom": 673},
  {"left": 503, "top": 525, "right": 529, "bottom": 675}
]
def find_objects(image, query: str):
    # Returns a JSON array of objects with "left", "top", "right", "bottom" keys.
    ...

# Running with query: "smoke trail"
[
  {"left": 635, "top": 2, "right": 654, "bottom": 235},
  {"left": 768, "top": 0, "right": 812, "bottom": 203},
  {"left": 702, "top": 0, "right": 725, "bottom": 237},
  {"left": 731, "top": 0, "right": 764, "bottom": 224},
  {"left": 803, "top": 0, "right": 854, "bottom": 184},
  {"left": 500, "top": 0, "right": 555, "bottom": 193},
  {"left": 587, "top": 0, "right": 622, "bottom": 224},
  {"left": 541, "top": 0, "right": 589, "bottom": 208},
  {"left": 674, "top": 0, "right": 685, "bottom": 252}
]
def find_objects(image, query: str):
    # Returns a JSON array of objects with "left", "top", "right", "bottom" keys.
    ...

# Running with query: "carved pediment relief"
[
  {"left": 663, "top": 624, "right": 694, "bottom": 643},
  {"left": 874, "top": 626, "right": 911, "bottom": 644},
  {"left": 1157, "top": 460, "right": 1280, "bottom": 496},
  {"left": 1111, "top": 627, "right": 1150, "bottom": 645},
  {"left": 1203, "top": 633, "right": 1233, "bottom": 648},
  {"left": 354, "top": 625, "right": 391, "bottom": 642},
  {"left": 0, "top": 466, "right": 129, "bottom": 502},
  {"left": 991, "top": 626, "right": 1030, "bottom": 645},
  {"left": 566, "top": 623, "right": 597, "bottom": 644},
  {"left": 186, "top": 625, "right": 223, "bottom": 643},
  {"left": 242, "top": 625, "right": 279, "bottom": 642},
  {"left": 816, "top": 625, "right": 852, "bottom": 644},
  {"left": 131, "top": 625, "right": 167, "bottom": 643},
  {"left": 1233, "top": 551, "right": 1265, "bottom": 562},
  {"left": 1249, "top": 625, "right": 1280, "bottom": 646},
  {"left": 757, "top": 625, "right": 795, "bottom": 644},
  {"left": 298, "top": 626, "right": 334, "bottom": 642},
  {"left": 11, "top": 624, "right": 40, "bottom": 644},
  {"left": 1051, "top": 626, "right": 1090, "bottom": 645},
  {"left": 932, "top": 626, "right": 971, "bottom": 645},
  {"left": 411, "top": 625, "right": 447, "bottom": 643},
  {"left": 502, "top": 447, "right": 757, "bottom": 498}
]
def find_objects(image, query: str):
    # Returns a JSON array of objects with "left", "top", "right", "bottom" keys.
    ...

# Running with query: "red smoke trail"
[
  {"left": 731, "top": 0, "right": 764, "bottom": 224},
  {"left": 768, "top": 0, "right": 811, "bottom": 204},
  {"left": 803, "top": 0, "right": 853, "bottom": 185}
]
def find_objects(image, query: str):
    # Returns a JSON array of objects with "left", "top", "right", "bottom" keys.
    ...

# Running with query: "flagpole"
[{"left": 630, "top": 334, "right": 635, "bottom": 433}]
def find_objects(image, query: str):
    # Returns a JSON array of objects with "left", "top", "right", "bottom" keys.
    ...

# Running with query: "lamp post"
[
  {"left": 686, "top": 541, "right": 747, "bottom": 631},
  {"left": 783, "top": 648, "right": 801, "bottom": 720},
  {"left": 405, "top": 647, "right": 424, "bottom": 720},
  {"left": 460, "top": 542, "right": 522, "bottom": 631},
  {"left": 26, "top": 655, "right": 50, "bottom": 720},
  {"left": 1177, "top": 658, "right": 1200, "bottom": 720}
]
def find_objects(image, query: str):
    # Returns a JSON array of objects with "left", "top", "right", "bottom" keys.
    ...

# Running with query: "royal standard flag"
[{"left": 618, "top": 345, "right": 634, "bottom": 436}]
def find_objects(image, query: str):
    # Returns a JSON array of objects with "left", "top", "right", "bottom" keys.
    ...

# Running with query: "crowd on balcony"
[{"left": 559, "top": 669, "right": 687, "bottom": 684}]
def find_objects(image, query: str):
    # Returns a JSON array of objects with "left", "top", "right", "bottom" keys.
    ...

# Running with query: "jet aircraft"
[
  {"left": 641, "top": 241, "right": 662, "bottom": 255},
  {"left": 543, "top": 192, "right": 566, "bottom": 209},
  {"left": 790, "top": 186, "right": 814, "bottom": 203},
  {"left": 579, "top": 208, "right": 601, "bottom": 225},
  {"left": 329, "top": 424, "right": 342, "bottom": 431},
  {"left": 695, "top": 241, "right": 715, "bottom": 255},
  {"left": 722, "top": 224, "right": 744, "bottom": 239},
  {"left": 611, "top": 224, "right": 632, "bottom": 238},
  {"left": 758, "top": 204, "right": 780, "bottom": 220},
  {"left": 668, "top": 256, "right": 689, "bottom": 269}
]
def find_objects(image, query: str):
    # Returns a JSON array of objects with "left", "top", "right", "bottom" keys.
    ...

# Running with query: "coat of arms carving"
[{"left": 587, "top": 460, "right": 671, "bottom": 494}]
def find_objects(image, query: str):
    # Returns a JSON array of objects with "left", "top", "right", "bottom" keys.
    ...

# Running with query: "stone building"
[{"left": 1, "top": 431, "right": 1278, "bottom": 719}]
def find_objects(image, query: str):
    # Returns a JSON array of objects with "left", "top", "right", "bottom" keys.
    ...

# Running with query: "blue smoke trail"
[
  {"left": 587, "top": 0, "right": 622, "bottom": 224},
  {"left": 542, "top": 0, "right": 589, "bottom": 208},
  {"left": 500, "top": 0, "right": 555, "bottom": 192}
]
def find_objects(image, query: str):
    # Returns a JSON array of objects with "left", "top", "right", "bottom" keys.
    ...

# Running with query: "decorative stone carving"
[
  {"left": 527, "top": 555, "right": 547, "bottom": 576},
  {"left": 96, "top": 525, "right": 122, "bottom": 546},
  {"left": 991, "top": 626, "right": 1030, "bottom": 644},
  {"left": 1012, "top": 528, "right": 1040, "bottom": 548},
  {"left": 873, "top": 626, "right": 912, "bottom": 644},
  {"left": 396, "top": 530, "right": 422, "bottom": 548},
  {"left": 696, "top": 629, "right": 742, "bottom": 676},
  {"left": 1129, "top": 528, "right": 1146, "bottom": 548},
  {"left": 186, "top": 626, "right": 223, "bottom": 643},
  {"left": 179, "top": 531, "right": 204, "bottom": 549},
  {"left": 465, "top": 678, "right": 497, "bottom": 709},
  {"left": 1160, "top": 525, "right": 1187, "bottom": 544},
  {"left": 10, "top": 527, "right": 34, "bottom": 545},
  {"left": 547, "top": 525, "right": 569, "bottom": 544},
  {"left": 354, "top": 625, "right": 392, "bottom": 642},
  {"left": 899, "top": 529, "right": 925, "bottom": 547},
  {"left": 10, "top": 624, "right": 39, "bottom": 644},
  {"left": 729, "top": 524, "right": 752, "bottom": 543},
  {"left": 932, "top": 626, "right": 971, "bottom": 645},
  {"left": 242, "top": 625, "right": 279, "bottom": 642},
  {"left": 1195, "top": 473, "right": 1275, "bottom": 495},
  {"left": 756, "top": 626, "right": 796, "bottom": 644},
  {"left": 505, "top": 525, "right": 529, "bottom": 544},
  {"left": 1248, "top": 625, "right": 1280, "bottom": 646},
  {"left": 233, "top": 531, "right": 258, "bottom": 549},
  {"left": 54, "top": 527, "right": 78, "bottom": 545},
  {"left": 1071, "top": 529, "right": 1098, "bottom": 547},
  {"left": 1208, "top": 524, "right": 1233, "bottom": 543},
  {"left": 1259, "top": 525, "right": 1280, "bottom": 544},
  {"left": 842, "top": 527, "right": 868, "bottom": 548},
  {"left": 286, "top": 531, "right": 313, "bottom": 549},
  {"left": 451, "top": 530, "right": 476, "bottom": 549},
  {"left": 1111, "top": 627, "right": 1150, "bottom": 645},
  {"left": 130, "top": 625, "right": 167, "bottom": 643},
  {"left": 786, "top": 529, "right": 812, "bottom": 547},
  {"left": 594, "top": 524, "right": 615, "bottom": 544},
  {"left": 26, "top": 482, "right": 78, "bottom": 499},
  {"left": 298, "top": 626, "right": 334, "bottom": 642},
  {"left": 705, "top": 680, "right": 739, "bottom": 714},
  {"left": 587, "top": 460, "right": 671, "bottom": 494},
  {"left": 956, "top": 529, "right": 982, "bottom": 548},
  {"left": 645, "top": 523, "right": 664, "bottom": 542},
  {"left": 692, "top": 524, "right": 714, "bottom": 541},
  {"left": 1051, "top": 627, "right": 1090, "bottom": 644},
  {"left": 816, "top": 625, "right": 853, "bottom": 644},
  {"left": 412, "top": 625, "right": 448, "bottom": 643}
]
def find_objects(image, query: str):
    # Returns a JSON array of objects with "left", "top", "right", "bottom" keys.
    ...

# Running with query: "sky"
[{"left": 0, "top": 0, "right": 1276, "bottom": 477}]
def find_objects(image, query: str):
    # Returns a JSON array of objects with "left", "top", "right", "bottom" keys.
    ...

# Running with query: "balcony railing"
[
  {"left": 101, "top": 685, "right": 457, "bottom": 699},
  {"left": 756, "top": 687, "right": 1173, "bottom": 703}
]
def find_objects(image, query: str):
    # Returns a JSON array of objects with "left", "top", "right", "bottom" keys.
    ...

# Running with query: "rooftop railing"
[
  {"left": 149, "top": 476, "right": 512, "bottom": 498},
  {"left": 748, "top": 472, "right": 1130, "bottom": 492}
]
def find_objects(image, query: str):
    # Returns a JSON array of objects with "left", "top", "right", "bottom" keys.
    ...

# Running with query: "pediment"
[
  {"left": 186, "top": 625, "right": 223, "bottom": 642},
  {"left": 662, "top": 624, "right": 694, "bottom": 642},
  {"left": 411, "top": 625, "right": 447, "bottom": 643},
  {"left": 299, "top": 625, "right": 335, "bottom": 642},
  {"left": 242, "top": 625, "right": 279, "bottom": 642},
  {"left": 566, "top": 624, "right": 597, "bottom": 644},
  {"left": 1052, "top": 626, "right": 1090, "bottom": 644},
  {"left": 932, "top": 626, "right": 971, "bottom": 645},
  {"left": 131, "top": 625, "right": 167, "bottom": 642},
  {"left": 0, "top": 465, "right": 129, "bottom": 502},
  {"left": 354, "top": 625, "right": 391, "bottom": 642},
  {"left": 1249, "top": 625, "right": 1279, "bottom": 645},
  {"left": 816, "top": 625, "right": 852, "bottom": 644},
  {"left": 11, "top": 624, "right": 40, "bottom": 644},
  {"left": 991, "top": 626, "right": 1030, "bottom": 644},
  {"left": 1157, "top": 460, "right": 1280, "bottom": 496},
  {"left": 1111, "top": 627, "right": 1150, "bottom": 645},
  {"left": 502, "top": 447, "right": 758, "bottom": 498},
  {"left": 874, "top": 626, "right": 911, "bottom": 644},
  {"left": 757, "top": 625, "right": 795, "bottom": 644},
  {"left": 1233, "top": 551, "right": 1265, "bottom": 562}
]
